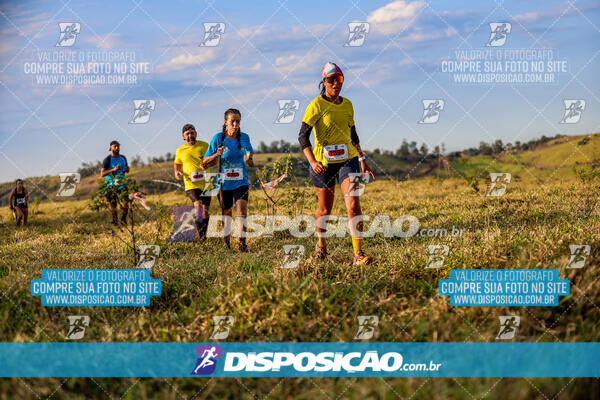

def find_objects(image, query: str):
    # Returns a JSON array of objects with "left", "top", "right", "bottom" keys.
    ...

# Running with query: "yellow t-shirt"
[
  {"left": 174, "top": 141, "right": 211, "bottom": 191},
  {"left": 302, "top": 95, "right": 359, "bottom": 164}
]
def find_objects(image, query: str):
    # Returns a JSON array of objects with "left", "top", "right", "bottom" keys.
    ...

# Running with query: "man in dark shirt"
[{"left": 100, "top": 140, "right": 130, "bottom": 225}]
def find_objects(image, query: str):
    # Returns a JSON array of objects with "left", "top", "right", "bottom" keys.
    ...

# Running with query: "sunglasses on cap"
[{"left": 324, "top": 74, "right": 343, "bottom": 85}]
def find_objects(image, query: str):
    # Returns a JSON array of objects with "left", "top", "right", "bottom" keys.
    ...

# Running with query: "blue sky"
[{"left": 0, "top": 0, "right": 599, "bottom": 181}]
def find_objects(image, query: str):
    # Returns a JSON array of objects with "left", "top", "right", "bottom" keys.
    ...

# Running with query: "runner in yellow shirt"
[
  {"left": 174, "top": 123, "right": 211, "bottom": 240},
  {"left": 298, "top": 62, "right": 375, "bottom": 265}
]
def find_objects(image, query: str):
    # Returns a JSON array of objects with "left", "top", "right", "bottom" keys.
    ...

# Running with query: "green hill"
[
  {"left": 1, "top": 133, "right": 598, "bottom": 206},
  {"left": 449, "top": 133, "right": 600, "bottom": 182}
]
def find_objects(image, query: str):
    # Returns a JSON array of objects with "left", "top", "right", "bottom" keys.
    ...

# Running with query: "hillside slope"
[{"left": 1, "top": 133, "right": 598, "bottom": 206}]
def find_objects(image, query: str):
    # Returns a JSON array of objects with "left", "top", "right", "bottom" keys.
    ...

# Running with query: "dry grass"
[{"left": 0, "top": 176, "right": 598, "bottom": 398}]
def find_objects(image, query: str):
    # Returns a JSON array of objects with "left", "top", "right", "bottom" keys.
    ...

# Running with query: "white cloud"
[
  {"left": 274, "top": 50, "right": 324, "bottom": 75},
  {"left": 513, "top": 12, "right": 541, "bottom": 23},
  {"left": 183, "top": 76, "right": 248, "bottom": 88},
  {"left": 155, "top": 50, "right": 217, "bottom": 73},
  {"left": 84, "top": 33, "right": 125, "bottom": 50},
  {"left": 0, "top": 12, "right": 53, "bottom": 37},
  {"left": 512, "top": 2, "right": 600, "bottom": 23},
  {"left": 232, "top": 83, "right": 315, "bottom": 105},
  {"left": 34, "top": 119, "right": 90, "bottom": 129},
  {"left": 231, "top": 62, "right": 261, "bottom": 72},
  {"left": 367, "top": 0, "right": 426, "bottom": 34}
]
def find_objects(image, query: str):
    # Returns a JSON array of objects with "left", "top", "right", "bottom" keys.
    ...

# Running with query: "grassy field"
[{"left": 0, "top": 165, "right": 599, "bottom": 398}]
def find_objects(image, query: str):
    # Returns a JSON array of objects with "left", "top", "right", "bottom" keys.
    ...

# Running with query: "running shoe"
[
  {"left": 315, "top": 243, "right": 328, "bottom": 260},
  {"left": 353, "top": 250, "right": 372, "bottom": 266}
]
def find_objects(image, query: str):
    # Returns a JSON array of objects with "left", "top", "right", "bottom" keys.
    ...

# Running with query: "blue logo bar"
[{"left": 0, "top": 343, "right": 598, "bottom": 377}]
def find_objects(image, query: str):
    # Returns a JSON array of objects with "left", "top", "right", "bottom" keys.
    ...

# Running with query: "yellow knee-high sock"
[
  {"left": 317, "top": 232, "right": 326, "bottom": 248},
  {"left": 351, "top": 237, "right": 362, "bottom": 256}
]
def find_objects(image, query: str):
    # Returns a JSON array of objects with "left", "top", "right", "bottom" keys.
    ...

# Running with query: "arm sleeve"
[
  {"left": 122, "top": 156, "right": 128, "bottom": 167},
  {"left": 174, "top": 148, "right": 182, "bottom": 164},
  {"left": 298, "top": 122, "right": 313, "bottom": 150},
  {"left": 350, "top": 126, "right": 359, "bottom": 146},
  {"left": 102, "top": 156, "right": 111, "bottom": 170}
]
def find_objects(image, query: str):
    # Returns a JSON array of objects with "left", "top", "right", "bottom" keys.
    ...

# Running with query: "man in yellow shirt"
[{"left": 174, "top": 123, "right": 211, "bottom": 240}]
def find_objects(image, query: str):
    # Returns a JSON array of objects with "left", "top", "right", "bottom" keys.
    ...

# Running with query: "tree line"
[{"left": 77, "top": 134, "right": 565, "bottom": 178}]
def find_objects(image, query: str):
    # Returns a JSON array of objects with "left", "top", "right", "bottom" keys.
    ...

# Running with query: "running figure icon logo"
[
  {"left": 281, "top": 244, "right": 305, "bottom": 269},
  {"left": 137, "top": 245, "right": 160, "bottom": 269},
  {"left": 566, "top": 244, "right": 591, "bottom": 269},
  {"left": 419, "top": 100, "right": 444, "bottom": 124},
  {"left": 66, "top": 316, "right": 89, "bottom": 340},
  {"left": 425, "top": 245, "right": 449, "bottom": 269},
  {"left": 486, "top": 173, "right": 511, "bottom": 197},
  {"left": 496, "top": 316, "right": 520, "bottom": 340},
  {"left": 210, "top": 316, "right": 234, "bottom": 340},
  {"left": 200, "top": 23, "right": 225, "bottom": 47},
  {"left": 354, "top": 316, "right": 379, "bottom": 340},
  {"left": 129, "top": 100, "right": 155, "bottom": 124},
  {"left": 56, "top": 23, "right": 81, "bottom": 47},
  {"left": 345, "top": 173, "right": 371, "bottom": 197},
  {"left": 191, "top": 345, "right": 222, "bottom": 375},
  {"left": 274, "top": 100, "right": 300, "bottom": 124},
  {"left": 167, "top": 207, "right": 197, "bottom": 242},
  {"left": 560, "top": 100, "right": 586, "bottom": 124},
  {"left": 486, "top": 22, "right": 511, "bottom": 47},
  {"left": 57, "top": 173, "right": 80, "bottom": 197},
  {"left": 345, "top": 22, "right": 370, "bottom": 47}
]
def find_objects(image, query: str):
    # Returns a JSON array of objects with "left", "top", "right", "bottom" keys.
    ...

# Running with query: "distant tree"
[
  {"left": 491, "top": 139, "right": 504, "bottom": 154},
  {"left": 479, "top": 141, "right": 492, "bottom": 155},
  {"left": 268, "top": 141, "right": 279, "bottom": 153},
  {"left": 396, "top": 139, "right": 410, "bottom": 158},
  {"left": 409, "top": 141, "right": 418, "bottom": 155},
  {"left": 130, "top": 155, "right": 144, "bottom": 167},
  {"left": 78, "top": 160, "right": 103, "bottom": 178},
  {"left": 258, "top": 141, "right": 268, "bottom": 153},
  {"left": 419, "top": 143, "right": 429, "bottom": 157}
]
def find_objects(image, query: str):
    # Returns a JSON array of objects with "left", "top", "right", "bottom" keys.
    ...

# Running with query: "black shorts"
[
  {"left": 221, "top": 185, "right": 249, "bottom": 210},
  {"left": 105, "top": 187, "right": 128, "bottom": 206},
  {"left": 185, "top": 189, "right": 212, "bottom": 206},
  {"left": 309, "top": 157, "right": 360, "bottom": 188}
]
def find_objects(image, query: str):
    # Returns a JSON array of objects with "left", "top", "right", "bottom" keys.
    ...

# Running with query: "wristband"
[{"left": 358, "top": 156, "right": 366, "bottom": 162}]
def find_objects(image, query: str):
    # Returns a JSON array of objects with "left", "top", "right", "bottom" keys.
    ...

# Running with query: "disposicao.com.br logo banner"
[{"left": 0, "top": 343, "right": 598, "bottom": 377}]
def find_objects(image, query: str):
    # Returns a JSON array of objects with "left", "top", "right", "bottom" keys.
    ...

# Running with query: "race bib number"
[
  {"left": 223, "top": 168, "right": 243, "bottom": 180},
  {"left": 189, "top": 172, "right": 205, "bottom": 182},
  {"left": 16, "top": 198, "right": 25, "bottom": 205},
  {"left": 323, "top": 144, "right": 348, "bottom": 161}
]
